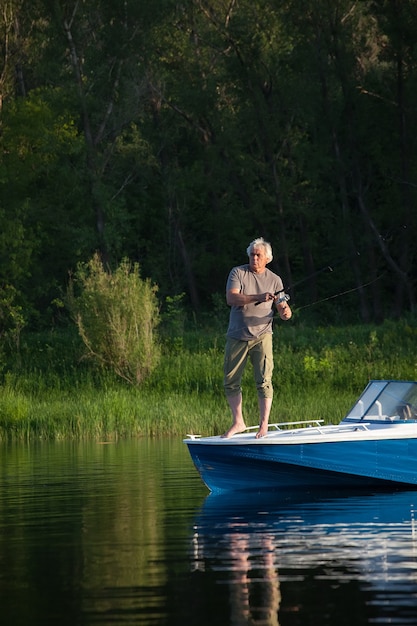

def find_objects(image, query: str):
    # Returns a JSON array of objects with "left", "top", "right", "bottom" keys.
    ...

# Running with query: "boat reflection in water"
[{"left": 190, "top": 489, "right": 417, "bottom": 625}]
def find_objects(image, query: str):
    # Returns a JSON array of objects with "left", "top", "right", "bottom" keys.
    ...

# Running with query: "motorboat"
[{"left": 184, "top": 380, "right": 417, "bottom": 494}]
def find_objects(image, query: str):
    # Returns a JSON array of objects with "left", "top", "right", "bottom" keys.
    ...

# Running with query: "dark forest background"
[{"left": 1, "top": 0, "right": 416, "bottom": 334}]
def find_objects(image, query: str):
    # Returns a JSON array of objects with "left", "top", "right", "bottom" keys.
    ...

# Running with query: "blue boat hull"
[{"left": 186, "top": 438, "right": 417, "bottom": 493}]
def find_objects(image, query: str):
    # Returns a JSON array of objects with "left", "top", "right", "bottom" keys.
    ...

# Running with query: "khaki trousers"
[{"left": 223, "top": 333, "right": 274, "bottom": 399}]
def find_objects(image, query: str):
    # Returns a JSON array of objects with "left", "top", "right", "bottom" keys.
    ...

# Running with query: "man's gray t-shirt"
[{"left": 226, "top": 264, "right": 284, "bottom": 341}]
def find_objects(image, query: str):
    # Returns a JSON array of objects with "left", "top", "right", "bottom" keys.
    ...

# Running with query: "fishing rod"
[
  {"left": 255, "top": 273, "right": 384, "bottom": 312},
  {"left": 255, "top": 256, "right": 384, "bottom": 311},
  {"left": 255, "top": 252, "right": 361, "bottom": 307}
]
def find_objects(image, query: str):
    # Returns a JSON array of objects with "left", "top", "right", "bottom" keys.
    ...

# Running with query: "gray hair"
[{"left": 246, "top": 237, "right": 273, "bottom": 263}]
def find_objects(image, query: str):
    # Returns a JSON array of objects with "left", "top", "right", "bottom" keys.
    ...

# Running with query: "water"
[{"left": 1, "top": 439, "right": 417, "bottom": 625}]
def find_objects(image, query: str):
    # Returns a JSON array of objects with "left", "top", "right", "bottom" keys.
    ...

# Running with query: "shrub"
[{"left": 67, "top": 254, "right": 160, "bottom": 385}]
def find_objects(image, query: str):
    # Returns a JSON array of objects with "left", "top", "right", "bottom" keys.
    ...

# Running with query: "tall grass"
[{"left": 1, "top": 316, "right": 417, "bottom": 440}]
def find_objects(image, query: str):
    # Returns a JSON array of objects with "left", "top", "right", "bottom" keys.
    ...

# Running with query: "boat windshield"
[{"left": 343, "top": 381, "right": 417, "bottom": 422}]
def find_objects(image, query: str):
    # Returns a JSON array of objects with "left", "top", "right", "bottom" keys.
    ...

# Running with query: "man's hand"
[
  {"left": 274, "top": 293, "right": 292, "bottom": 320},
  {"left": 277, "top": 301, "right": 292, "bottom": 320}
]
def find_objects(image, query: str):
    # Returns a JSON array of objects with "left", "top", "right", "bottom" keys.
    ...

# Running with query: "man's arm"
[{"left": 226, "top": 288, "right": 278, "bottom": 306}]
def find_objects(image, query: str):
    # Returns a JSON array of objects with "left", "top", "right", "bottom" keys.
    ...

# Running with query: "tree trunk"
[
  {"left": 298, "top": 214, "right": 318, "bottom": 306},
  {"left": 175, "top": 221, "right": 200, "bottom": 312},
  {"left": 63, "top": 11, "right": 108, "bottom": 261}
]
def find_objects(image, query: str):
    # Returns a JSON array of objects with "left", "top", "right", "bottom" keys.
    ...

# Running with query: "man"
[{"left": 222, "top": 237, "right": 292, "bottom": 438}]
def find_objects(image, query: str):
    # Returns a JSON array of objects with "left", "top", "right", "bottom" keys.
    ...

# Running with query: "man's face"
[{"left": 249, "top": 246, "right": 268, "bottom": 273}]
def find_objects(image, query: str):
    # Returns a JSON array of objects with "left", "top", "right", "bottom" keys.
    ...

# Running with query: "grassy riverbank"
[{"left": 1, "top": 316, "right": 417, "bottom": 440}]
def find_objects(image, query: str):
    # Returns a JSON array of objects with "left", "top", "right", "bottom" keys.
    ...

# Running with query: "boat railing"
[
  {"left": 309, "top": 422, "right": 371, "bottom": 434},
  {"left": 245, "top": 420, "right": 372, "bottom": 434},
  {"left": 265, "top": 421, "right": 372, "bottom": 436},
  {"left": 268, "top": 419, "right": 324, "bottom": 430},
  {"left": 185, "top": 421, "right": 373, "bottom": 441}
]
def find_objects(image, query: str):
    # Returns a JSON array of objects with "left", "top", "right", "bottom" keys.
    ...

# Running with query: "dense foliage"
[
  {"left": 1, "top": 0, "right": 416, "bottom": 332},
  {"left": 67, "top": 254, "right": 160, "bottom": 384}
]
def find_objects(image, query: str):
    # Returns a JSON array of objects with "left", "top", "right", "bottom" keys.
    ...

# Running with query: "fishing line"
[
  {"left": 227, "top": 275, "right": 384, "bottom": 336},
  {"left": 285, "top": 251, "right": 361, "bottom": 293},
  {"left": 292, "top": 273, "right": 385, "bottom": 312},
  {"left": 256, "top": 251, "right": 368, "bottom": 310},
  {"left": 230, "top": 250, "right": 379, "bottom": 332},
  {"left": 255, "top": 252, "right": 361, "bottom": 307}
]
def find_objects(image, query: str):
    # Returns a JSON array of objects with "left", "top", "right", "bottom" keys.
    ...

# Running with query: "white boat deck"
[{"left": 185, "top": 418, "right": 417, "bottom": 445}]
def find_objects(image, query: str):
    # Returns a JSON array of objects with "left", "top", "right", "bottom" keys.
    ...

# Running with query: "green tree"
[
  {"left": 1, "top": 0, "right": 417, "bottom": 327},
  {"left": 0, "top": 88, "right": 87, "bottom": 322},
  {"left": 67, "top": 254, "right": 160, "bottom": 385}
]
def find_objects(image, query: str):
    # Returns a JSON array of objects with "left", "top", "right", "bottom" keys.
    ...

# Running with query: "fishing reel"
[
  {"left": 276, "top": 293, "right": 290, "bottom": 304},
  {"left": 255, "top": 290, "right": 290, "bottom": 307}
]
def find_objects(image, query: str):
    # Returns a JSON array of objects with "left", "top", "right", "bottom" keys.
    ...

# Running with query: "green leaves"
[
  {"left": 67, "top": 254, "right": 161, "bottom": 385},
  {"left": 1, "top": 0, "right": 417, "bottom": 327}
]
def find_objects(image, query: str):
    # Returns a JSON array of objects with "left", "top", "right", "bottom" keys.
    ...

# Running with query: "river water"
[{"left": 1, "top": 438, "right": 417, "bottom": 625}]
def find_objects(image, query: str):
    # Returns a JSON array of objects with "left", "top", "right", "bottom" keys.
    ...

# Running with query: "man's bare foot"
[
  {"left": 221, "top": 423, "right": 247, "bottom": 438},
  {"left": 255, "top": 427, "right": 268, "bottom": 439}
]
